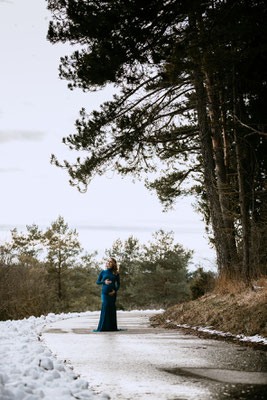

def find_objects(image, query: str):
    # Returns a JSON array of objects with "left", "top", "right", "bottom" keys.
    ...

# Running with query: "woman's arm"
[
  {"left": 115, "top": 273, "right": 120, "bottom": 291},
  {"left": 96, "top": 271, "right": 105, "bottom": 285},
  {"left": 97, "top": 271, "right": 112, "bottom": 285}
]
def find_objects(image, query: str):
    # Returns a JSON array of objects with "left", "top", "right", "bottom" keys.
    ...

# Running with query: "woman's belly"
[{"left": 102, "top": 284, "right": 114, "bottom": 295}]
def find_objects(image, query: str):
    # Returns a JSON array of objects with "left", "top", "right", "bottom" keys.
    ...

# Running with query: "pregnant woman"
[{"left": 93, "top": 257, "right": 124, "bottom": 332}]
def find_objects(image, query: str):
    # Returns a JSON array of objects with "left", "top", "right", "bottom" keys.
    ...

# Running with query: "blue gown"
[{"left": 93, "top": 269, "right": 126, "bottom": 332}]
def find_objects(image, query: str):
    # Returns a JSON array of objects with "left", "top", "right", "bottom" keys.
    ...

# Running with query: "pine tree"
[
  {"left": 104, "top": 231, "right": 191, "bottom": 308},
  {"left": 43, "top": 216, "right": 82, "bottom": 301},
  {"left": 47, "top": 0, "right": 267, "bottom": 281}
]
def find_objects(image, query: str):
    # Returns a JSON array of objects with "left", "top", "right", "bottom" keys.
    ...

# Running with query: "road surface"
[{"left": 42, "top": 311, "right": 267, "bottom": 400}]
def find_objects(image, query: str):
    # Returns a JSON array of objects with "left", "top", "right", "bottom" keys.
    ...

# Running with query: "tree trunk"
[
  {"left": 58, "top": 267, "right": 62, "bottom": 300},
  {"left": 189, "top": 13, "right": 234, "bottom": 275},
  {"left": 58, "top": 250, "right": 62, "bottom": 300},
  {"left": 232, "top": 69, "right": 251, "bottom": 282},
  {"left": 202, "top": 67, "right": 238, "bottom": 263},
  {"left": 193, "top": 65, "right": 232, "bottom": 273},
  {"left": 234, "top": 129, "right": 251, "bottom": 281}
]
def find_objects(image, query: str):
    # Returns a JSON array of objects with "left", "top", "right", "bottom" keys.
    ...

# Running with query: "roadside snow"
[
  {"left": 0, "top": 311, "right": 108, "bottom": 400},
  {"left": 0, "top": 310, "right": 164, "bottom": 400},
  {"left": 164, "top": 320, "right": 267, "bottom": 345}
]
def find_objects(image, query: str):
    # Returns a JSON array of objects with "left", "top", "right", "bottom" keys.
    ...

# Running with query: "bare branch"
[{"left": 234, "top": 115, "right": 267, "bottom": 137}]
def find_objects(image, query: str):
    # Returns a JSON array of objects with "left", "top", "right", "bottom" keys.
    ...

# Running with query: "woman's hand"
[
  {"left": 108, "top": 290, "right": 116, "bottom": 296},
  {"left": 105, "top": 279, "right": 112, "bottom": 285}
]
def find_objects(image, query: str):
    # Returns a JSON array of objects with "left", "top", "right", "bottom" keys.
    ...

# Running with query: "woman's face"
[{"left": 106, "top": 260, "right": 113, "bottom": 269}]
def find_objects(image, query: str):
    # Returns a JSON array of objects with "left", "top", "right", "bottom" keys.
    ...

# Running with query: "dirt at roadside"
[{"left": 149, "top": 282, "right": 267, "bottom": 349}]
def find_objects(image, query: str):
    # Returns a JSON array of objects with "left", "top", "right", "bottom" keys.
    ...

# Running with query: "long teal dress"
[{"left": 93, "top": 269, "right": 125, "bottom": 332}]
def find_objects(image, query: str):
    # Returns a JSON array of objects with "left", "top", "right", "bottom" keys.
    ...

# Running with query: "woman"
[{"left": 93, "top": 257, "right": 124, "bottom": 332}]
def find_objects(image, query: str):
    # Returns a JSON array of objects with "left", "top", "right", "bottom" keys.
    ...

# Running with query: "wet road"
[{"left": 42, "top": 311, "right": 267, "bottom": 400}]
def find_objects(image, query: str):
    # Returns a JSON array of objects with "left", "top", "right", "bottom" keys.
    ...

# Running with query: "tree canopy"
[
  {"left": 46, "top": 0, "right": 267, "bottom": 281},
  {"left": 105, "top": 230, "right": 192, "bottom": 308}
]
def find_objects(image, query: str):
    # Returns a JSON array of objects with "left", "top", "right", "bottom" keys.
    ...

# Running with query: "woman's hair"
[{"left": 108, "top": 257, "right": 119, "bottom": 275}]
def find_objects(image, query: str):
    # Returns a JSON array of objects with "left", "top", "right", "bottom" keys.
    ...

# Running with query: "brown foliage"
[
  {"left": 0, "top": 263, "right": 56, "bottom": 320},
  {"left": 150, "top": 278, "right": 267, "bottom": 337}
]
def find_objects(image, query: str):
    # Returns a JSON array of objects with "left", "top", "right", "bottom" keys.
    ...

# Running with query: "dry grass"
[
  {"left": 150, "top": 278, "right": 267, "bottom": 337},
  {"left": 215, "top": 274, "right": 267, "bottom": 295},
  {"left": 214, "top": 274, "right": 248, "bottom": 294}
]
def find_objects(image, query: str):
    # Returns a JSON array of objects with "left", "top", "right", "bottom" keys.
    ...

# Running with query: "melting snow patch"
[
  {"left": 164, "top": 320, "right": 267, "bottom": 345},
  {"left": 236, "top": 334, "right": 267, "bottom": 345}
]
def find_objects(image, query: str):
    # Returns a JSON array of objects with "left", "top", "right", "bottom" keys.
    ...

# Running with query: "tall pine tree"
[{"left": 47, "top": 0, "right": 267, "bottom": 281}]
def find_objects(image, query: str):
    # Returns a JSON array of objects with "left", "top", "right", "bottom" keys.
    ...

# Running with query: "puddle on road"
[
  {"left": 161, "top": 367, "right": 267, "bottom": 399},
  {"left": 162, "top": 367, "right": 267, "bottom": 385},
  {"left": 43, "top": 328, "right": 68, "bottom": 334},
  {"left": 43, "top": 328, "right": 95, "bottom": 334}
]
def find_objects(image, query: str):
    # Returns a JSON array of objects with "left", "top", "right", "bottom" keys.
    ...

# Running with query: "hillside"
[{"left": 149, "top": 279, "right": 267, "bottom": 341}]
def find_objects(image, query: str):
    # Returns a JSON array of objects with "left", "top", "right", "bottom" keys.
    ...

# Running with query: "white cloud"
[
  {"left": 0, "top": 130, "right": 45, "bottom": 143},
  {"left": 0, "top": 167, "right": 22, "bottom": 173}
]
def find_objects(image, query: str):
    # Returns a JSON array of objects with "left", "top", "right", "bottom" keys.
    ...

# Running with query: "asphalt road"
[{"left": 42, "top": 311, "right": 267, "bottom": 400}]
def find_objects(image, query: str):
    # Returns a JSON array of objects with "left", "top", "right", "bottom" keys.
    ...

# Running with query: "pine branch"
[{"left": 234, "top": 116, "right": 267, "bottom": 137}]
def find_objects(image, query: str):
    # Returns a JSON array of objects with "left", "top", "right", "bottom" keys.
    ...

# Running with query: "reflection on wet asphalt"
[{"left": 42, "top": 311, "right": 267, "bottom": 400}]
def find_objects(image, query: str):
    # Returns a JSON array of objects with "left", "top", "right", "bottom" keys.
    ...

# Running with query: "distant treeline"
[{"left": 0, "top": 216, "right": 215, "bottom": 320}]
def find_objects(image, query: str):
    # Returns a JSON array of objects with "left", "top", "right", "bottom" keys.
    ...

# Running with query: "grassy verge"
[{"left": 149, "top": 277, "right": 267, "bottom": 342}]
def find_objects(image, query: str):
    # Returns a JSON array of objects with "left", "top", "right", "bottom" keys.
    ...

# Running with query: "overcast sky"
[{"left": 0, "top": 0, "right": 216, "bottom": 268}]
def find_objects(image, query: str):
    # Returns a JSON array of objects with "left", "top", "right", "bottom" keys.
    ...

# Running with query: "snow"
[
  {"left": 0, "top": 310, "right": 163, "bottom": 400},
  {"left": 236, "top": 333, "right": 267, "bottom": 345},
  {"left": 0, "top": 311, "right": 104, "bottom": 400},
  {"left": 164, "top": 320, "right": 267, "bottom": 345}
]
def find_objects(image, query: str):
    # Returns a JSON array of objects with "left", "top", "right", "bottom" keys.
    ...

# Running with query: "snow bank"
[
  {"left": 0, "top": 311, "right": 107, "bottom": 400},
  {"left": 0, "top": 309, "right": 163, "bottom": 400},
  {"left": 164, "top": 319, "right": 267, "bottom": 345}
]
